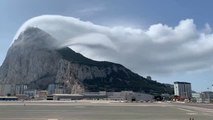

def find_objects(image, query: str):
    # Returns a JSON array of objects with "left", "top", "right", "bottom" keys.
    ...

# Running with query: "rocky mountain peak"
[
  {"left": 12, "top": 27, "right": 58, "bottom": 49},
  {"left": 0, "top": 27, "right": 173, "bottom": 95}
]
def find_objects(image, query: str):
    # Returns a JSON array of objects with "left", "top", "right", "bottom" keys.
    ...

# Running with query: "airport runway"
[{"left": 0, "top": 101, "right": 212, "bottom": 120}]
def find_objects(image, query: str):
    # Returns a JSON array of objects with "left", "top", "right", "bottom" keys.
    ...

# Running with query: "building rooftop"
[
  {"left": 174, "top": 81, "right": 191, "bottom": 84},
  {"left": 52, "top": 94, "right": 83, "bottom": 97}
]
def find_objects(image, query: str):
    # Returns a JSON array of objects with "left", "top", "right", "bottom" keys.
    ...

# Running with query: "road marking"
[
  {"left": 0, "top": 118, "right": 59, "bottom": 120},
  {"left": 177, "top": 108, "right": 195, "bottom": 112},
  {"left": 177, "top": 108, "right": 197, "bottom": 115},
  {"left": 186, "top": 113, "right": 197, "bottom": 115},
  {"left": 0, "top": 118, "right": 50, "bottom": 120}
]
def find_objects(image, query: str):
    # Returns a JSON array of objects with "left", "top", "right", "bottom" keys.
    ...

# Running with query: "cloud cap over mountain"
[{"left": 13, "top": 15, "right": 213, "bottom": 76}]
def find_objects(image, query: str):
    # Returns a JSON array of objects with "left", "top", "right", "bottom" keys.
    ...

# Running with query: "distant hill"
[{"left": 0, "top": 27, "right": 173, "bottom": 95}]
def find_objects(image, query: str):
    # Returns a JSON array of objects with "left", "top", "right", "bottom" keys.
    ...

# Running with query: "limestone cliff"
[{"left": 0, "top": 27, "right": 173, "bottom": 94}]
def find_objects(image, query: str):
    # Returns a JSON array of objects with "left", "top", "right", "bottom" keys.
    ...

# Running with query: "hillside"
[{"left": 0, "top": 27, "right": 173, "bottom": 95}]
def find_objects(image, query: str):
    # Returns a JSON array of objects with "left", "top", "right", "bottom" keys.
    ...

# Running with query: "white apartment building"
[
  {"left": 15, "top": 84, "right": 28, "bottom": 95},
  {"left": 174, "top": 82, "right": 192, "bottom": 99}
]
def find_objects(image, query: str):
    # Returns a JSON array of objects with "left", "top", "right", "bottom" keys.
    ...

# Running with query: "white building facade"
[
  {"left": 174, "top": 82, "right": 192, "bottom": 99},
  {"left": 15, "top": 84, "right": 28, "bottom": 95}
]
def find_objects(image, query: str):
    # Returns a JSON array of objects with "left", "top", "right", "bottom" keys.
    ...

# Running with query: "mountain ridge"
[{"left": 0, "top": 27, "right": 173, "bottom": 95}]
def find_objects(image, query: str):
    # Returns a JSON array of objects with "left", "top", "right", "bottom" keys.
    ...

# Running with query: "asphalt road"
[
  {"left": 0, "top": 101, "right": 212, "bottom": 120},
  {"left": 178, "top": 102, "right": 213, "bottom": 109}
]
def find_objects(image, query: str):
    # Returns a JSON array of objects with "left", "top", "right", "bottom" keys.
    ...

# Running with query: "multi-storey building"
[
  {"left": 202, "top": 91, "right": 213, "bottom": 103},
  {"left": 15, "top": 84, "right": 28, "bottom": 95},
  {"left": 48, "top": 83, "right": 65, "bottom": 95},
  {"left": 174, "top": 81, "right": 192, "bottom": 99}
]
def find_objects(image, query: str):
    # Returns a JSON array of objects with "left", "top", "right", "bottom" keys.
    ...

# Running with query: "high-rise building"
[
  {"left": 48, "top": 83, "right": 65, "bottom": 95},
  {"left": 48, "top": 84, "right": 56, "bottom": 95},
  {"left": 174, "top": 82, "right": 192, "bottom": 99},
  {"left": 201, "top": 91, "right": 213, "bottom": 103},
  {"left": 15, "top": 84, "right": 28, "bottom": 95}
]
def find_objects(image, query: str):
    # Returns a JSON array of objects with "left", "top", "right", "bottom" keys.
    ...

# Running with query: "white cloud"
[{"left": 13, "top": 15, "right": 213, "bottom": 76}]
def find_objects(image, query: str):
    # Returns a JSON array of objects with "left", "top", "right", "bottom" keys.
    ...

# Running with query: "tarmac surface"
[{"left": 0, "top": 101, "right": 212, "bottom": 120}]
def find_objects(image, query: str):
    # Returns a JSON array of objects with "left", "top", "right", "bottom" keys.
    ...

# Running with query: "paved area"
[
  {"left": 177, "top": 102, "right": 213, "bottom": 109},
  {"left": 0, "top": 101, "right": 212, "bottom": 120}
]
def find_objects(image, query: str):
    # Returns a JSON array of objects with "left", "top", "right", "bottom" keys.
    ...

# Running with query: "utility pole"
[
  {"left": 212, "top": 84, "right": 213, "bottom": 92},
  {"left": 207, "top": 87, "right": 210, "bottom": 103}
]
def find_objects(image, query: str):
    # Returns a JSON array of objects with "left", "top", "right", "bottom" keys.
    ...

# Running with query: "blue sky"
[{"left": 1, "top": 0, "right": 213, "bottom": 92}]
